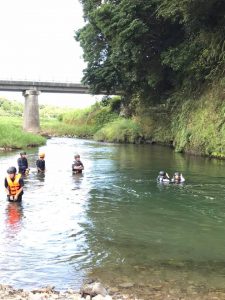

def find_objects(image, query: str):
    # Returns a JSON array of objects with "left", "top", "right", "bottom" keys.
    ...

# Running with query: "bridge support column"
[{"left": 23, "top": 89, "right": 40, "bottom": 133}]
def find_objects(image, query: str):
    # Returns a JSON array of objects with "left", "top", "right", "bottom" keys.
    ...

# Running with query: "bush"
[{"left": 94, "top": 118, "right": 142, "bottom": 143}]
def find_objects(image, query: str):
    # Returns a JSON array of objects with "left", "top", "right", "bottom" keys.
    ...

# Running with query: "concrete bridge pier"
[{"left": 23, "top": 89, "right": 40, "bottom": 133}]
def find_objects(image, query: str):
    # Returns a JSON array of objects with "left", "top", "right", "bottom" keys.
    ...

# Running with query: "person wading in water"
[{"left": 5, "top": 167, "right": 24, "bottom": 202}]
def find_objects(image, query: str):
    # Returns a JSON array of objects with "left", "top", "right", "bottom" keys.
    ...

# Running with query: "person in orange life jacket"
[
  {"left": 17, "top": 151, "right": 29, "bottom": 175},
  {"left": 5, "top": 167, "right": 24, "bottom": 202},
  {"left": 36, "top": 152, "right": 45, "bottom": 173},
  {"left": 72, "top": 154, "right": 84, "bottom": 174}
]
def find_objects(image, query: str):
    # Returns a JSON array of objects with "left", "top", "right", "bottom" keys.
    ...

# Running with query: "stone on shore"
[{"left": 80, "top": 282, "right": 108, "bottom": 297}]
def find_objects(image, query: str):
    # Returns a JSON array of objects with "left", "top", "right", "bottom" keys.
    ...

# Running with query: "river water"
[{"left": 0, "top": 137, "right": 225, "bottom": 295}]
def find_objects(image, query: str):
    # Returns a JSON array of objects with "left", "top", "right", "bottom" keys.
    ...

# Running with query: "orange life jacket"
[{"left": 7, "top": 174, "right": 21, "bottom": 196}]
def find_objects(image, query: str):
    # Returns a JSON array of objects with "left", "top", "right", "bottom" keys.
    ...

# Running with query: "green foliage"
[
  {"left": 39, "top": 105, "right": 70, "bottom": 119},
  {"left": 133, "top": 81, "right": 225, "bottom": 157},
  {"left": 171, "top": 87, "right": 225, "bottom": 156},
  {"left": 0, "top": 98, "right": 23, "bottom": 116},
  {"left": 101, "top": 96, "right": 121, "bottom": 112},
  {"left": 134, "top": 104, "right": 173, "bottom": 144},
  {"left": 76, "top": 0, "right": 181, "bottom": 104},
  {"left": 0, "top": 117, "right": 46, "bottom": 149},
  {"left": 60, "top": 101, "right": 118, "bottom": 131},
  {"left": 77, "top": 0, "right": 225, "bottom": 106},
  {"left": 41, "top": 119, "right": 96, "bottom": 138},
  {"left": 94, "top": 118, "right": 142, "bottom": 143}
]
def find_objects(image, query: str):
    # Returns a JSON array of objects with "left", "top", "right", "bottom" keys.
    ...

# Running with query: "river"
[{"left": 0, "top": 137, "right": 225, "bottom": 296}]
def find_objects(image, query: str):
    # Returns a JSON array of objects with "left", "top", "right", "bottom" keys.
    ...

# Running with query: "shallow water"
[{"left": 1, "top": 138, "right": 225, "bottom": 293}]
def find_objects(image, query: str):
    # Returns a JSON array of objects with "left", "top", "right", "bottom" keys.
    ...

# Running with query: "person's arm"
[
  {"left": 14, "top": 178, "right": 24, "bottom": 200},
  {"left": 4, "top": 178, "right": 10, "bottom": 195},
  {"left": 17, "top": 158, "right": 22, "bottom": 168},
  {"left": 36, "top": 160, "right": 42, "bottom": 172},
  {"left": 25, "top": 158, "right": 28, "bottom": 169},
  {"left": 180, "top": 174, "right": 185, "bottom": 182},
  {"left": 77, "top": 162, "right": 84, "bottom": 170},
  {"left": 73, "top": 162, "right": 84, "bottom": 170}
]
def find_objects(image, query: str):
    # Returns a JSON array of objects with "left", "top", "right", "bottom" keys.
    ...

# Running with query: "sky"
[{"left": 0, "top": 0, "right": 101, "bottom": 108}]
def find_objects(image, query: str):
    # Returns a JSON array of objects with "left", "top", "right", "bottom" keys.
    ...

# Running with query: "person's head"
[
  {"left": 7, "top": 166, "right": 17, "bottom": 179},
  {"left": 74, "top": 154, "right": 80, "bottom": 161},
  {"left": 159, "top": 171, "right": 166, "bottom": 177},
  {"left": 174, "top": 172, "right": 181, "bottom": 181},
  {"left": 39, "top": 152, "right": 45, "bottom": 159},
  {"left": 20, "top": 151, "right": 26, "bottom": 157}
]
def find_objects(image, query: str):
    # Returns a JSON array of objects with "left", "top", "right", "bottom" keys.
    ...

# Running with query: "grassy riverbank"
[
  {"left": 40, "top": 98, "right": 143, "bottom": 143},
  {"left": 1, "top": 88, "right": 225, "bottom": 158},
  {"left": 0, "top": 117, "right": 46, "bottom": 149}
]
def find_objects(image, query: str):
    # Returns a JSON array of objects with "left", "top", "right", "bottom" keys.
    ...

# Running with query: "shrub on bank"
[
  {"left": 172, "top": 88, "right": 225, "bottom": 156},
  {"left": 41, "top": 119, "right": 96, "bottom": 138},
  {"left": 134, "top": 80, "right": 225, "bottom": 157},
  {"left": 61, "top": 102, "right": 118, "bottom": 130},
  {"left": 0, "top": 98, "right": 23, "bottom": 117},
  {"left": 94, "top": 118, "right": 143, "bottom": 143}
]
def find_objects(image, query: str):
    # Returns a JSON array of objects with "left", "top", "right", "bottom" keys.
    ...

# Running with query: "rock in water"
[
  {"left": 92, "top": 282, "right": 107, "bottom": 296},
  {"left": 80, "top": 282, "right": 107, "bottom": 297}
]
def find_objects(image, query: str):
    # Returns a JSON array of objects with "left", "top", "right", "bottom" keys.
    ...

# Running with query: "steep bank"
[{"left": 134, "top": 82, "right": 225, "bottom": 158}]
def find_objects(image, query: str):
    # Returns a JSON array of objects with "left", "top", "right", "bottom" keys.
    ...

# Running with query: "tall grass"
[
  {"left": 134, "top": 80, "right": 225, "bottom": 157},
  {"left": 94, "top": 118, "right": 143, "bottom": 143},
  {"left": 0, "top": 117, "right": 46, "bottom": 149},
  {"left": 40, "top": 119, "right": 96, "bottom": 137},
  {"left": 172, "top": 86, "right": 225, "bottom": 157}
]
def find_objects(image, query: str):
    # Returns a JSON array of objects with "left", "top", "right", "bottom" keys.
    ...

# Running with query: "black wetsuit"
[
  {"left": 17, "top": 157, "right": 28, "bottom": 175},
  {"left": 36, "top": 159, "right": 45, "bottom": 172},
  {"left": 72, "top": 160, "right": 84, "bottom": 173}
]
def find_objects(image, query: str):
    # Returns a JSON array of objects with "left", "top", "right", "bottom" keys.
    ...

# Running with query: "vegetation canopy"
[{"left": 76, "top": 0, "right": 225, "bottom": 105}]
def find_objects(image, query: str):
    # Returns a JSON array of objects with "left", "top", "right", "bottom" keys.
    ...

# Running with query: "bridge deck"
[{"left": 0, "top": 80, "right": 90, "bottom": 94}]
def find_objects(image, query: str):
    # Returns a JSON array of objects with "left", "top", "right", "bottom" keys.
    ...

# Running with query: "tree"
[{"left": 76, "top": 0, "right": 225, "bottom": 107}]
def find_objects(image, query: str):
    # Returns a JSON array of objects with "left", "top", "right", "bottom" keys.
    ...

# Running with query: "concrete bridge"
[{"left": 0, "top": 80, "right": 91, "bottom": 133}]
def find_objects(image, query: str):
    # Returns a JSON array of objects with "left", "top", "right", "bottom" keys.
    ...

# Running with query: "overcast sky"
[{"left": 0, "top": 0, "right": 101, "bottom": 107}]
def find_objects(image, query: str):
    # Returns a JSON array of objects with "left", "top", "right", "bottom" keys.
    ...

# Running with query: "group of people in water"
[
  {"left": 5, "top": 152, "right": 84, "bottom": 203},
  {"left": 5, "top": 150, "right": 184, "bottom": 202},
  {"left": 157, "top": 171, "right": 185, "bottom": 184}
]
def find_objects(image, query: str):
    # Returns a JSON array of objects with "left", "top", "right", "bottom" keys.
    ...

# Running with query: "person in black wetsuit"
[
  {"left": 157, "top": 171, "right": 170, "bottom": 183},
  {"left": 171, "top": 172, "right": 185, "bottom": 184},
  {"left": 72, "top": 154, "right": 84, "bottom": 174},
  {"left": 36, "top": 152, "right": 46, "bottom": 173},
  {"left": 17, "top": 151, "right": 29, "bottom": 175}
]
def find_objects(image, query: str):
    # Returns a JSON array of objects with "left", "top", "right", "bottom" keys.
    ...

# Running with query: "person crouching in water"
[
  {"left": 17, "top": 151, "right": 29, "bottom": 176},
  {"left": 36, "top": 152, "right": 46, "bottom": 173},
  {"left": 72, "top": 154, "right": 84, "bottom": 174},
  {"left": 5, "top": 167, "right": 24, "bottom": 202},
  {"left": 171, "top": 172, "right": 185, "bottom": 184},
  {"left": 157, "top": 171, "right": 170, "bottom": 183}
]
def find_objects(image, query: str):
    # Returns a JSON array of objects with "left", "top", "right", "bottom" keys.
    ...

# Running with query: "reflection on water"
[
  {"left": 72, "top": 173, "right": 84, "bottom": 190},
  {"left": 6, "top": 202, "right": 23, "bottom": 232},
  {"left": 0, "top": 138, "right": 225, "bottom": 296}
]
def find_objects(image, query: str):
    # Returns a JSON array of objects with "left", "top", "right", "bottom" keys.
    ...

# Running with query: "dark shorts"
[{"left": 7, "top": 194, "right": 23, "bottom": 202}]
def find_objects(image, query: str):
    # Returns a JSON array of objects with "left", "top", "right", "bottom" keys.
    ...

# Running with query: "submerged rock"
[{"left": 80, "top": 282, "right": 108, "bottom": 297}]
